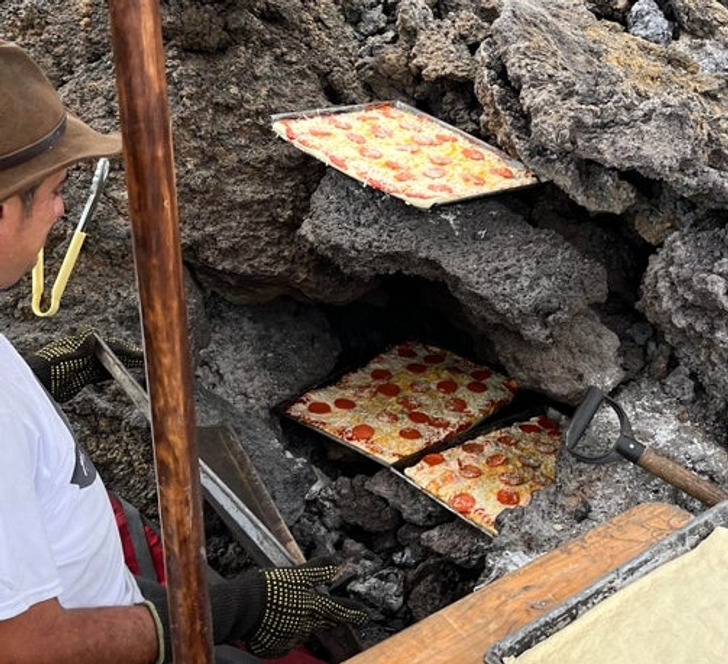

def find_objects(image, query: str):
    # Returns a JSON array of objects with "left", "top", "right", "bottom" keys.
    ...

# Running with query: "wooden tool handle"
[{"left": 638, "top": 447, "right": 728, "bottom": 506}]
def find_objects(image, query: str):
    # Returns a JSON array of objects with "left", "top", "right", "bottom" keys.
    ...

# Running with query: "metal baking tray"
[
  {"left": 393, "top": 405, "right": 568, "bottom": 537},
  {"left": 271, "top": 101, "right": 540, "bottom": 209},
  {"left": 484, "top": 500, "right": 728, "bottom": 663}
]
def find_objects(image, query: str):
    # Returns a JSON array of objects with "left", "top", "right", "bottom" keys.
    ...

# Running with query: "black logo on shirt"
[{"left": 71, "top": 443, "right": 97, "bottom": 488}]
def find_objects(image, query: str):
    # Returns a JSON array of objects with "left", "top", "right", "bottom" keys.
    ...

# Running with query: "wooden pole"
[{"left": 106, "top": 2, "right": 214, "bottom": 662}]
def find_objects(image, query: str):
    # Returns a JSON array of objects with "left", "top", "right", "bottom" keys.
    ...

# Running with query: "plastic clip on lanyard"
[{"left": 31, "top": 158, "right": 110, "bottom": 317}]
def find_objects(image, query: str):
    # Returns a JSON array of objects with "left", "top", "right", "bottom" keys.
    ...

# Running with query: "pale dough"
[{"left": 506, "top": 526, "right": 728, "bottom": 664}]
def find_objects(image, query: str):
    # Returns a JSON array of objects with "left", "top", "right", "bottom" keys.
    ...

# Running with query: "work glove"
[
  {"left": 24, "top": 326, "right": 144, "bottom": 402},
  {"left": 137, "top": 561, "right": 369, "bottom": 661}
]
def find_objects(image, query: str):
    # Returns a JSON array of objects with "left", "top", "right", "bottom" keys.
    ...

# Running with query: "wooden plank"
[{"left": 344, "top": 503, "right": 692, "bottom": 664}]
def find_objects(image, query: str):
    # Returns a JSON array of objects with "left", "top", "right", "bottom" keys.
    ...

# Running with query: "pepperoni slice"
[
  {"left": 459, "top": 464, "right": 482, "bottom": 479},
  {"left": 423, "top": 452, "right": 445, "bottom": 465},
  {"left": 394, "top": 170, "right": 416, "bottom": 181},
  {"left": 500, "top": 471, "right": 529, "bottom": 486},
  {"left": 328, "top": 154, "right": 347, "bottom": 170},
  {"left": 491, "top": 166, "right": 514, "bottom": 178},
  {"left": 451, "top": 492, "right": 476, "bottom": 514},
  {"left": 371, "top": 125, "right": 393, "bottom": 138},
  {"left": 424, "top": 353, "right": 445, "bottom": 364},
  {"left": 423, "top": 167, "right": 446, "bottom": 179},
  {"left": 309, "top": 127, "right": 333, "bottom": 137},
  {"left": 371, "top": 368, "right": 392, "bottom": 381},
  {"left": 408, "top": 411, "right": 429, "bottom": 424},
  {"left": 462, "top": 172, "right": 486, "bottom": 186},
  {"left": 447, "top": 397, "right": 468, "bottom": 412},
  {"left": 308, "top": 401, "right": 331, "bottom": 414},
  {"left": 427, "top": 183, "right": 454, "bottom": 194},
  {"left": 486, "top": 453, "right": 508, "bottom": 467},
  {"left": 436, "top": 380, "right": 458, "bottom": 394},
  {"left": 519, "top": 423, "right": 542, "bottom": 434},
  {"left": 396, "top": 144, "right": 420, "bottom": 154},
  {"left": 461, "top": 441, "right": 484, "bottom": 454},
  {"left": 466, "top": 381, "right": 487, "bottom": 393},
  {"left": 377, "top": 410, "right": 399, "bottom": 423},
  {"left": 428, "top": 154, "right": 451, "bottom": 165},
  {"left": 397, "top": 396, "right": 421, "bottom": 411},
  {"left": 497, "top": 434, "right": 519, "bottom": 447},
  {"left": 519, "top": 454, "right": 541, "bottom": 468},
  {"left": 399, "top": 427, "right": 422, "bottom": 439},
  {"left": 534, "top": 440, "right": 559, "bottom": 455},
  {"left": 359, "top": 146, "right": 383, "bottom": 159},
  {"left": 497, "top": 488, "right": 521, "bottom": 505},
  {"left": 413, "top": 134, "right": 438, "bottom": 146},
  {"left": 377, "top": 382, "right": 401, "bottom": 397},
  {"left": 399, "top": 118, "right": 420, "bottom": 131},
  {"left": 504, "top": 378, "right": 519, "bottom": 394},
  {"left": 471, "top": 369, "right": 492, "bottom": 381},
  {"left": 384, "top": 160, "right": 404, "bottom": 170},
  {"left": 428, "top": 417, "right": 450, "bottom": 429},
  {"left": 283, "top": 124, "right": 298, "bottom": 140},
  {"left": 329, "top": 117, "right": 352, "bottom": 130},
  {"left": 350, "top": 424, "right": 375, "bottom": 440},
  {"left": 381, "top": 105, "right": 403, "bottom": 119},
  {"left": 407, "top": 363, "right": 427, "bottom": 374},
  {"left": 334, "top": 398, "right": 356, "bottom": 410},
  {"left": 346, "top": 132, "right": 366, "bottom": 144},
  {"left": 462, "top": 147, "right": 484, "bottom": 160},
  {"left": 537, "top": 415, "right": 560, "bottom": 431}
]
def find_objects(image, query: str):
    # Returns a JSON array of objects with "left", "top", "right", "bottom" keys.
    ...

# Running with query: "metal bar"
[
  {"left": 94, "top": 335, "right": 301, "bottom": 567},
  {"left": 200, "top": 462, "right": 299, "bottom": 567},
  {"left": 106, "top": 2, "right": 214, "bottom": 662}
]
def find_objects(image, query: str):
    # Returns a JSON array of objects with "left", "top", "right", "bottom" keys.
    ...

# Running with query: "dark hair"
[{"left": 18, "top": 181, "right": 41, "bottom": 213}]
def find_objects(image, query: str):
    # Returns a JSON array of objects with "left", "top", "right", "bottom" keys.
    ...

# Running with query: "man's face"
[{"left": 0, "top": 169, "right": 67, "bottom": 289}]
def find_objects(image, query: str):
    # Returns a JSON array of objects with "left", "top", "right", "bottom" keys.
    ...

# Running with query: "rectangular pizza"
[
  {"left": 271, "top": 101, "right": 539, "bottom": 208},
  {"left": 284, "top": 341, "right": 518, "bottom": 465},
  {"left": 404, "top": 414, "right": 563, "bottom": 534}
]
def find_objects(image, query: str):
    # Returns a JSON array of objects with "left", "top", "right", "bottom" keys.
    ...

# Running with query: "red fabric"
[
  {"left": 110, "top": 492, "right": 141, "bottom": 576},
  {"left": 143, "top": 522, "right": 166, "bottom": 584},
  {"left": 109, "top": 492, "right": 165, "bottom": 584},
  {"left": 111, "top": 493, "right": 327, "bottom": 664}
]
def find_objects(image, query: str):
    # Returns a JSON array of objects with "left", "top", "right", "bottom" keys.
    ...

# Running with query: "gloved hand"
[
  {"left": 241, "top": 563, "right": 369, "bottom": 658},
  {"left": 24, "top": 326, "right": 144, "bottom": 402},
  {"left": 137, "top": 560, "right": 369, "bottom": 661}
]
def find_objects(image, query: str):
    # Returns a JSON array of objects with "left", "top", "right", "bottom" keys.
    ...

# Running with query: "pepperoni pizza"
[
  {"left": 271, "top": 102, "right": 538, "bottom": 208},
  {"left": 404, "top": 414, "right": 562, "bottom": 535},
  {"left": 285, "top": 341, "right": 518, "bottom": 464}
]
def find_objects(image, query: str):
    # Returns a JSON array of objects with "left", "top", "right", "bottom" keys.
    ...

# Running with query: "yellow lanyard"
[{"left": 31, "top": 158, "right": 110, "bottom": 317}]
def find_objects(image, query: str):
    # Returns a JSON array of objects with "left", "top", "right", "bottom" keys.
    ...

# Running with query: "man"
[{"left": 0, "top": 40, "right": 366, "bottom": 664}]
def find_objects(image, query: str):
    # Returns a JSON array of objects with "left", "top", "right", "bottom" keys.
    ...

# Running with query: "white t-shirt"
[{"left": 0, "top": 334, "right": 142, "bottom": 619}]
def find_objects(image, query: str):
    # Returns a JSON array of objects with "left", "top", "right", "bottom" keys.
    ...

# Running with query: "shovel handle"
[{"left": 638, "top": 447, "right": 728, "bottom": 507}]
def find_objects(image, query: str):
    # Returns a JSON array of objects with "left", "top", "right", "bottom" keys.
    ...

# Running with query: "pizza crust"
[{"left": 505, "top": 526, "right": 728, "bottom": 663}]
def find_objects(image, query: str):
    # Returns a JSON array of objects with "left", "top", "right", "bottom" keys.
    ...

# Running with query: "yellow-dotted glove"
[
  {"left": 24, "top": 326, "right": 144, "bottom": 402},
  {"left": 244, "top": 564, "right": 369, "bottom": 658}
]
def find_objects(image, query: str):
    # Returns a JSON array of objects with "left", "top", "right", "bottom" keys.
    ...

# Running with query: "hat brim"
[{"left": 0, "top": 113, "right": 121, "bottom": 202}]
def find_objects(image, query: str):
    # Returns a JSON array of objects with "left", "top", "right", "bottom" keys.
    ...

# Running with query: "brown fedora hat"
[{"left": 0, "top": 40, "right": 121, "bottom": 202}]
